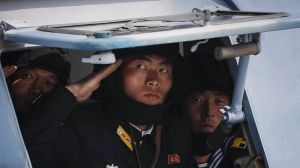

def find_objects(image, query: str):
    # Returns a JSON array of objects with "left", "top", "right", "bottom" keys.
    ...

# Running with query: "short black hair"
[
  {"left": 184, "top": 55, "right": 233, "bottom": 98},
  {"left": 113, "top": 43, "right": 179, "bottom": 64}
]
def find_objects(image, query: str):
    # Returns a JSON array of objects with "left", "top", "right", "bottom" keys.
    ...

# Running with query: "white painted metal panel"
[
  {"left": 3, "top": 11, "right": 300, "bottom": 51},
  {"left": 233, "top": 0, "right": 300, "bottom": 167},
  {"left": 0, "top": 64, "right": 31, "bottom": 168},
  {"left": 0, "top": 0, "right": 224, "bottom": 26}
]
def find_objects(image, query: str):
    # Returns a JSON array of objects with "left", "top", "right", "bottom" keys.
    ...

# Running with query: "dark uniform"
[
  {"left": 194, "top": 128, "right": 250, "bottom": 168},
  {"left": 23, "top": 86, "right": 194, "bottom": 168}
]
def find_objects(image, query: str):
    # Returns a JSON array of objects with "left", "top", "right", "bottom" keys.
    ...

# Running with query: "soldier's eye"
[
  {"left": 216, "top": 98, "right": 226, "bottom": 106},
  {"left": 136, "top": 63, "right": 146, "bottom": 69},
  {"left": 159, "top": 66, "right": 168, "bottom": 73},
  {"left": 22, "top": 73, "right": 33, "bottom": 80},
  {"left": 192, "top": 97, "right": 204, "bottom": 103}
]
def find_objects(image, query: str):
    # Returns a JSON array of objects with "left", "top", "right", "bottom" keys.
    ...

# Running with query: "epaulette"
[{"left": 229, "top": 137, "right": 247, "bottom": 149}]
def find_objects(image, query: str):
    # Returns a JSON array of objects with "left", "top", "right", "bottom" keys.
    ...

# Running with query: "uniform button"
[{"left": 139, "top": 140, "right": 143, "bottom": 145}]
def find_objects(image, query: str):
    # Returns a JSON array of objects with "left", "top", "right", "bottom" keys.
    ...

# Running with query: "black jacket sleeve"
[{"left": 22, "top": 85, "right": 79, "bottom": 168}]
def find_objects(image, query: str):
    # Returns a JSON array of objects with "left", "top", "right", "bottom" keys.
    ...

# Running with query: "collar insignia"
[
  {"left": 168, "top": 154, "right": 181, "bottom": 165},
  {"left": 230, "top": 137, "right": 247, "bottom": 149},
  {"left": 116, "top": 125, "right": 133, "bottom": 151}
]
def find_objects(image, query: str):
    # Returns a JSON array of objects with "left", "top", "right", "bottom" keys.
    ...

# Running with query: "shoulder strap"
[{"left": 150, "top": 125, "right": 162, "bottom": 168}]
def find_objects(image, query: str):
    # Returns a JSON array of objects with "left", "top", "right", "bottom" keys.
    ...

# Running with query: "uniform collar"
[
  {"left": 197, "top": 163, "right": 208, "bottom": 168},
  {"left": 129, "top": 123, "right": 154, "bottom": 137}
]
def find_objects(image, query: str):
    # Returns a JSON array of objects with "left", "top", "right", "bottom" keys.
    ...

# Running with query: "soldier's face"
[
  {"left": 184, "top": 90, "right": 230, "bottom": 133},
  {"left": 10, "top": 68, "right": 58, "bottom": 112},
  {"left": 122, "top": 55, "right": 173, "bottom": 105}
]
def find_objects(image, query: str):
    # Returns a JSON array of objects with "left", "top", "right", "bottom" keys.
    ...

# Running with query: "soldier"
[
  {"left": 23, "top": 44, "right": 195, "bottom": 168},
  {"left": 3, "top": 52, "right": 70, "bottom": 125},
  {"left": 182, "top": 58, "right": 249, "bottom": 168}
]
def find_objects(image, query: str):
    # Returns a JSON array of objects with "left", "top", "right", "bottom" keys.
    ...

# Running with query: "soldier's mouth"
[{"left": 143, "top": 93, "right": 161, "bottom": 100}]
